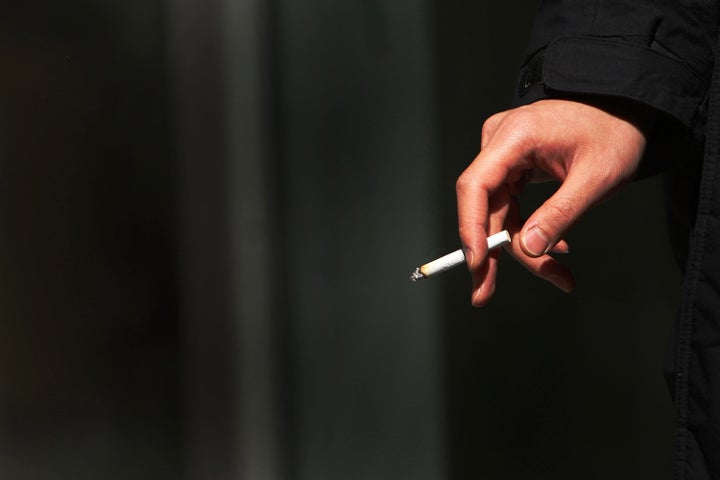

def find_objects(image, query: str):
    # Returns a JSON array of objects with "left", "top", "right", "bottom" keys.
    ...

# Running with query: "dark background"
[{"left": 0, "top": 1, "right": 680, "bottom": 479}]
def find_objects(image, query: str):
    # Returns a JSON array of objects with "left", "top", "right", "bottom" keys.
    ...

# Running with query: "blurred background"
[{"left": 0, "top": 1, "right": 681, "bottom": 479}]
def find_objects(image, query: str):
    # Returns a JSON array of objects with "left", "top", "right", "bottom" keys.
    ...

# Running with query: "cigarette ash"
[{"left": 410, "top": 268, "right": 425, "bottom": 282}]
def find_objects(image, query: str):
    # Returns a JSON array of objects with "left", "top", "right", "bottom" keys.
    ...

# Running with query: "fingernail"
[
  {"left": 472, "top": 289, "right": 485, "bottom": 307},
  {"left": 522, "top": 225, "right": 550, "bottom": 256},
  {"left": 548, "top": 275, "right": 572, "bottom": 293}
]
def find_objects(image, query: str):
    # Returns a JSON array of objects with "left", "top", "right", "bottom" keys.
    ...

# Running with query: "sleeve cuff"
[{"left": 513, "top": 35, "right": 709, "bottom": 130}]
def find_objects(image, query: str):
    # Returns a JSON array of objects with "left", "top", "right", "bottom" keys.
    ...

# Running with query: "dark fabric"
[
  {"left": 518, "top": 37, "right": 708, "bottom": 128},
  {"left": 511, "top": 1, "right": 720, "bottom": 479}
]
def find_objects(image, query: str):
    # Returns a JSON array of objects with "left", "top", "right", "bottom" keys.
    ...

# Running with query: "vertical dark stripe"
[
  {"left": 262, "top": 2, "right": 296, "bottom": 479},
  {"left": 169, "top": 0, "right": 237, "bottom": 477}
]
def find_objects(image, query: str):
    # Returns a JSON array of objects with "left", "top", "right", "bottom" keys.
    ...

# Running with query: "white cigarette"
[{"left": 410, "top": 230, "right": 511, "bottom": 282}]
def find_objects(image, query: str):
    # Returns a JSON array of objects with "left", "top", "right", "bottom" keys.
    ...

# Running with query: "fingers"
[
  {"left": 507, "top": 244, "right": 576, "bottom": 293},
  {"left": 459, "top": 111, "right": 536, "bottom": 306},
  {"left": 470, "top": 184, "right": 511, "bottom": 307},
  {"left": 504, "top": 197, "right": 575, "bottom": 293},
  {"left": 457, "top": 119, "right": 533, "bottom": 270},
  {"left": 458, "top": 108, "right": 580, "bottom": 305},
  {"left": 467, "top": 186, "right": 575, "bottom": 306},
  {"left": 456, "top": 165, "right": 492, "bottom": 274},
  {"left": 519, "top": 167, "right": 610, "bottom": 258},
  {"left": 457, "top": 99, "right": 649, "bottom": 306}
]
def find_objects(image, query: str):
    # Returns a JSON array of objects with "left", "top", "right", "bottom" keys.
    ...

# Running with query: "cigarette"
[{"left": 410, "top": 230, "right": 511, "bottom": 282}]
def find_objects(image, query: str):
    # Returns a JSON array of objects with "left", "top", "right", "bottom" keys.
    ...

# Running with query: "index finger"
[{"left": 456, "top": 123, "right": 533, "bottom": 270}]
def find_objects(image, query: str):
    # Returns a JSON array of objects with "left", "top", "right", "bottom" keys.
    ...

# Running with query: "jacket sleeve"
[{"left": 513, "top": 0, "right": 720, "bottom": 170}]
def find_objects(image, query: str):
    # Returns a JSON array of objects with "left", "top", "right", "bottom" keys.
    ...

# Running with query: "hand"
[{"left": 455, "top": 98, "right": 650, "bottom": 306}]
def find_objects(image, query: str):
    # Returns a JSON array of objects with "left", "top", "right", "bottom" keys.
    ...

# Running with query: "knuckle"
[
  {"left": 503, "top": 109, "right": 533, "bottom": 131},
  {"left": 499, "top": 111, "right": 537, "bottom": 152},
  {"left": 482, "top": 108, "right": 537, "bottom": 151},
  {"left": 455, "top": 171, "right": 476, "bottom": 194},
  {"left": 481, "top": 118, "right": 497, "bottom": 144}
]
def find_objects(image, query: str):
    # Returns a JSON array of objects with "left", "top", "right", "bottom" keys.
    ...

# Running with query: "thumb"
[{"left": 519, "top": 171, "right": 604, "bottom": 257}]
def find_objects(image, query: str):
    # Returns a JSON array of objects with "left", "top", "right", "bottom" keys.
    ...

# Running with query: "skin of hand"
[{"left": 456, "top": 98, "right": 651, "bottom": 307}]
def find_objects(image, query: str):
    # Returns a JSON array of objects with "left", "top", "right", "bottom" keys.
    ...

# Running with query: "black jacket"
[{"left": 514, "top": 2, "right": 720, "bottom": 479}]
